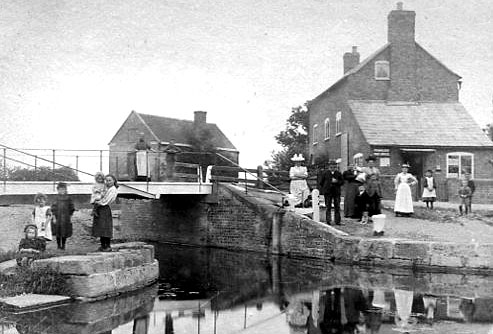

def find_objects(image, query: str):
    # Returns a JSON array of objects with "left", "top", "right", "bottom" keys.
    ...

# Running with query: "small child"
[
  {"left": 16, "top": 224, "right": 46, "bottom": 267},
  {"left": 51, "top": 182, "right": 75, "bottom": 250},
  {"left": 32, "top": 192, "right": 53, "bottom": 241},
  {"left": 422, "top": 170, "right": 437, "bottom": 209},
  {"left": 90, "top": 172, "right": 106, "bottom": 218},
  {"left": 354, "top": 184, "right": 371, "bottom": 224},
  {"left": 464, "top": 172, "right": 475, "bottom": 213},
  {"left": 458, "top": 179, "right": 472, "bottom": 215}
]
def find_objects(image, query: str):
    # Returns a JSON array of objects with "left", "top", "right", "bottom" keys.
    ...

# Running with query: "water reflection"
[{"left": 2, "top": 243, "right": 493, "bottom": 334}]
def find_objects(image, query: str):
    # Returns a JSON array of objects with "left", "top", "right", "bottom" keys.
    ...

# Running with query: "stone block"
[
  {"left": 67, "top": 260, "right": 159, "bottom": 298},
  {"left": 393, "top": 241, "right": 430, "bottom": 265},
  {"left": 358, "top": 239, "right": 393, "bottom": 260}
]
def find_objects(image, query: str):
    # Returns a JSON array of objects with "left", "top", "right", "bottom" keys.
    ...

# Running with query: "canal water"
[{"left": 2, "top": 243, "right": 493, "bottom": 333}]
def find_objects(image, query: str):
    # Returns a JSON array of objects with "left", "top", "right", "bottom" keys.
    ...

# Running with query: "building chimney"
[
  {"left": 387, "top": 2, "right": 418, "bottom": 101},
  {"left": 343, "top": 46, "right": 360, "bottom": 74},
  {"left": 194, "top": 111, "right": 207, "bottom": 126},
  {"left": 388, "top": 2, "right": 415, "bottom": 44}
]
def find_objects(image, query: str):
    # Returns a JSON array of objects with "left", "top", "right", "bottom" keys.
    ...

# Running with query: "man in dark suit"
[{"left": 318, "top": 160, "right": 344, "bottom": 225}]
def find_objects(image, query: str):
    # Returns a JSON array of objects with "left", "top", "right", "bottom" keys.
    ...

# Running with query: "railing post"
[
  {"left": 52, "top": 149, "right": 56, "bottom": 191},
  {"left": 244, "top": 170, "right": 247, "bottom": 194},
  {"left": 115, "top": 156, "right": 119, "bottom": 180},
  {"left": 75, "top": 155, "right": 79, "bottom": 178},
  {"left": 34, "top": 155, "right": 38, "bottom": 181},
  {"left": 312, "top": 189, "right": 320, "bottom": 222},
  {"left": 3, "top": 148, "right": 6, "bottom": 192},
  {"left": 256, "top": 165, "right": 264, "bottom": 189},
  {"left": 99, "top": 150, "right": 103, "bottom": 172},
  {"left": 146, "top": 151, "right": 149, "bottom": 192}
]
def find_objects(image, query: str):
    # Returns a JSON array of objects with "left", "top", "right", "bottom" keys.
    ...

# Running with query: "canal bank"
[{"left": 0, "top": 183, "right": 491, "bottom": 274}]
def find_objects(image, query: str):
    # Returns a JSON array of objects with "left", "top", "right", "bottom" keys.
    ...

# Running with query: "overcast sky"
[{"left": 1, "top": 0, "right": 492, "bottom": 172}]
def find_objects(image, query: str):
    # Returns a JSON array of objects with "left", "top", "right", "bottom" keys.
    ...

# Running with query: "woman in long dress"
[
  {"left": 93, "top": 174, "right": 119, "bottom": 251},
  {"left": 394, "top": 164, "right": 417, "bottom": 217},
  {"left": 289, "top": 154, "right": 310, "bottom": 207}
]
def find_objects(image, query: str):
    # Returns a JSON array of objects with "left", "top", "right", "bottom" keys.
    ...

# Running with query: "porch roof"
[{"left": 348, "top": 101, "right": 493, "bottom": 147}]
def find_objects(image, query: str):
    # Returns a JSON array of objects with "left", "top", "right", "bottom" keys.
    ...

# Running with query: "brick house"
[
  {"left": 308, "top": 3, "right": 493, "bottom": 202},
  {"left": 109, "top": 110, "right": 238, "bottom": 181}
]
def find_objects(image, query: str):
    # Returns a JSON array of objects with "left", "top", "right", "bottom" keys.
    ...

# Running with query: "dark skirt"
[
  {"left": 92, "top": 205, "right": 113, "bottom": 238},
  {"left": 344, "top": 182, "right": 359, "bottom": 217}
]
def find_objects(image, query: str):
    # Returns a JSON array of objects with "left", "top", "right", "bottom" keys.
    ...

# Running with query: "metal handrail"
[{"left": 213, "top": 152, "right": 288, "bottom": 196}]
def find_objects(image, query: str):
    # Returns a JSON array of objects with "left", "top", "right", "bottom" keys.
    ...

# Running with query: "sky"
[{"left": 1, "top": 0, "right": 492, "bottom": 174}]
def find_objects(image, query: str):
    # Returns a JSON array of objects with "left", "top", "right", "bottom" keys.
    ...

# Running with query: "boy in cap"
[{"left": 51, "top": 182, "right": 75, "bottom": 250}]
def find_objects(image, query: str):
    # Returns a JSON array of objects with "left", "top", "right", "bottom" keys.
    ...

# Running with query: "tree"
[
  {"left": 7, "top": 166, "right": 79, "bottom": 181},
  {"left": 270, "top": 104, "right": 309, "bottom": 171}
]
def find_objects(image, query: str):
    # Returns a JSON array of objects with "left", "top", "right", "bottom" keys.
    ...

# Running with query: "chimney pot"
[
  {"left": 352, "top": 46, "right": 358, "bottom": 54},
  {"left": 343, "top": 46, "right": 360, "bottom": 74},
  {"left": 397, "top": 2, "right": 403, "bottom": 10}
]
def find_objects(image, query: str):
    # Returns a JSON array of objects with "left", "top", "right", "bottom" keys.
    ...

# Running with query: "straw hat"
[{"left": 291, "top": 154, "right": 305, "bottom": 162}]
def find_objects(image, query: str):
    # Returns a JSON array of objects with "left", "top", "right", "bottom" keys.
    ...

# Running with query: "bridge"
[{"left": 0, "top": 144, "right": 290, "bottom": 200}]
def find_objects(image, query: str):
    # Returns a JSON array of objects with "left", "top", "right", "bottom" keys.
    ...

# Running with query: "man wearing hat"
[{"left": 318, "top": 160, "right": 344, "bottom": 225}]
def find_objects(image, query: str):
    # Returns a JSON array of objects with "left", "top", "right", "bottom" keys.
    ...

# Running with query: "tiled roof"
[
  {"left": 136, "top": 112, "right": 237, "bottom": 150},
  {"left": 348, "top": 101, "right": 493, "bottom": 147}
]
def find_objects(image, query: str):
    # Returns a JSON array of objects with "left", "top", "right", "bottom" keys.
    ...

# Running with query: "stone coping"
[{"left": 0, "top": 294, "right": 71, "bottom": 313}]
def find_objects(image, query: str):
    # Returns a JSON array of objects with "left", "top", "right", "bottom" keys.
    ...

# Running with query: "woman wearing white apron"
[{"left": 394, "top": 164, "right": 417, "bottom": 217}]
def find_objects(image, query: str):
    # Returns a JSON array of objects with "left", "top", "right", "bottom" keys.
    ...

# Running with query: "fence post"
[
  {"left": 312, "top": 189, "right": 320, "bottom": 222},
  {"left": 256, "top": 165, "right": 264, "bottom": 189},
  {"left": 244, "top": 170, "right": 247, "bottom": 194}
]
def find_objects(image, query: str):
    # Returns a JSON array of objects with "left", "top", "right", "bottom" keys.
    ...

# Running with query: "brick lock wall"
[
  {"left": 117, "top": 195, "right": 209, "bottom": 245},
  {"left": 207, "top": 186, "right": 272, "bottom": 252}
]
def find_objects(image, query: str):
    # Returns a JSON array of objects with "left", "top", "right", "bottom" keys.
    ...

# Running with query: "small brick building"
[
  {"left": 308, "top": 3, "right": 493, "bottom": 202},
  {"left": 109, "top": 110, "right": 238, "bottom": 181}
]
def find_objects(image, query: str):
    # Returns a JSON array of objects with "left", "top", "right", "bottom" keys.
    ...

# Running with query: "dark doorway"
[{"left": 401, "top": 152, "right": 426, "bottom": 200}]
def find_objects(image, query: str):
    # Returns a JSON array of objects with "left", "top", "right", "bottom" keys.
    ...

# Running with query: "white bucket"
[{"left": 372, "top": 214, "right": 386, "bottom": 232}]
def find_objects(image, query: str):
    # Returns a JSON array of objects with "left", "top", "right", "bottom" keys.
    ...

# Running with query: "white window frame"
[
  {"left": 446, "top": 152, "right": 474, "bottom": 179},
  {"left": 335, "top": 112, "right": 342, "bottom": 136},
  {"left": 353, "top": 153, "right": 364, "bottom": 167},
  {"left": 312, "top": 124, "right": 319, "bottom": 145},
  {"left": 324, "top": 118, "right": 330, "bottom": 140},
  {"left": 375, "top": 60, "right": 390, "bottom": 80}
]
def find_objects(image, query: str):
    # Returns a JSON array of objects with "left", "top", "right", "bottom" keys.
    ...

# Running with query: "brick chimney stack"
[
  {"left": 194, "top": 111, "right": 207, "bottom": 126},
  {"left": 387, "top": 2, "right": 418, "bottom": 101},
  {"left": 343, "top": 46, "right": 360, "bottom": 74}
]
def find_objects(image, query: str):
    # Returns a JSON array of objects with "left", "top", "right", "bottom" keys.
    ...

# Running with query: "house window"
[
  {"left": 336, "top": 112, "right": 342, "bottom": 135},
  {"left": 375, "top": 61, "right": 390, "bottom": 80},
  {"left": 312, "top": 124, "right": 319, "bottom": 145},
  {"left": 324, "top": 118, "right": 330, "bottom": 140},
  {"left": 446, "top": 152, "right": 474, "bottom": 178},
  {"left": 353, "top": 153, "right": 364, "bottom": 167}
]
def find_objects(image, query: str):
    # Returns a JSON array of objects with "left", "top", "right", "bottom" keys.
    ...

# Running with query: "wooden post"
[
  {"left": 75, "top": 155, "right": 79, "bottom": 178},
  {"left": 34, "top": 155, "right": 38, "bottom": 181},
  {"left": 312, "top": 189, "right": 320, "bottom": 222},
  {"left": 99, "top": 150, "right": 103, "bottom": 172},
  {"left": 3, "top": 148, "right": 6, "bottom": 192},
  {"left": 256, "top": 165, "right": 264, "bottom": 189}
]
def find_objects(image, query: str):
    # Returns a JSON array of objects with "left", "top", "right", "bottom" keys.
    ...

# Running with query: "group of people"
[
  {"left": 16, "top": 173, "right": 119, "bottom": 266},
  {"left": 289, "top": 153, "right": 477, "bottom": 228}
]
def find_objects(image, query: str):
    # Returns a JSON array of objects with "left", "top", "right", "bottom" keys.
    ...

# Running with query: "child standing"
[
  {"left": 354, "top": 184, "right": 371, "bottom": 224},
  {"left": 422, "top": 170, "right": 437, "bottom": 209},
  {"left": 16, "top": 224, "right": 46, "bottom": 267},
  {"left": 90, "top": 172, "right": 106, "bottom": 217},
  {"left": 32, "top": 192, "right": 53, "bottom": 241},
  {"left": 464, "top": 172, "right": 475, "bottom": 213},
  {"left": 366, "top": 174, "right": 383, "bottom": 217},
  {"left": 458, "top": 179, "right": 472, "bottom": 215},
  {"left": 51, "top": 182, "right": 75, "bottom": 250}
]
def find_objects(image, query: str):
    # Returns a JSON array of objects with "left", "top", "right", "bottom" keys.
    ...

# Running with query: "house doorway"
[{"left": 401, "top": 151, "right": 430, "bottom": 200}]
